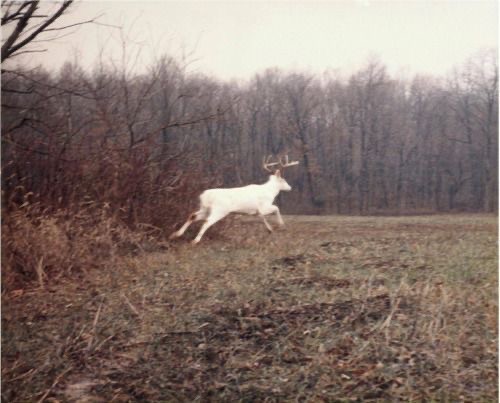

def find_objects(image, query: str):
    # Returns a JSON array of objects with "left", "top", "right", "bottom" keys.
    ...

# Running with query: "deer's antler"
[
  {"left": 279, "top": 155, "right": 300, "bottom": 168},
  {"left": 263, "top": 155, "right": 280, "bottom": 172}
]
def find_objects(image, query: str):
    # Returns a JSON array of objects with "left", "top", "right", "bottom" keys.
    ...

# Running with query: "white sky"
[{"left": 8, "top": 0, "right": 499, "bottom": 81}]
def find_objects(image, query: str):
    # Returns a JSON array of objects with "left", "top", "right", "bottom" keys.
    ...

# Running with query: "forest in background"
[
  {"left": 1, "top": 0, "right": 498, "bottom": 288},
  {"left": 3, "top": 49, "right": 498, "bottom": 220}
]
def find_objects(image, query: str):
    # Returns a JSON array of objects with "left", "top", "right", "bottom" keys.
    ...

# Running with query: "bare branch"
[
  {"left": 2, "top": 68, "right": 96, "bottom": 100},
  {"left": 5, "top": 48, "right": 47, "bottom": 58},
  {"left": 1, "top": 0, "right": 75, "bottom": 63},
  {"left": 43, "top": 13, "right": 105, "bottom": 32},
  {"left": 1, "top": 1, "right": 38, "bottom": 62},
  {"left": 445, "top": 135, "right": 471, "bottom": 145},
  {"left": 1, "top": 1, "right": 32, "bottom": 26}
]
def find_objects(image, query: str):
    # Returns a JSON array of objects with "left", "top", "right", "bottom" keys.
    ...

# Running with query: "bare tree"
[
  {"left": 3, "top": 43, "right": 497, "bottom": 225},
  {"left": 2, "top": 1, "right": 80, "bottom": 63}
]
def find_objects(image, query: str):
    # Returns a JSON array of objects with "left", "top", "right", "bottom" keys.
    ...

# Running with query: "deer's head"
[{"left": 263, "top": 155, "right": 299, "bottom": 192}]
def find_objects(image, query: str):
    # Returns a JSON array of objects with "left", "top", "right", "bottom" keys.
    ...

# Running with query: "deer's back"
[{"left": 200, "top": 185, "right": 272, "bottom": 213}]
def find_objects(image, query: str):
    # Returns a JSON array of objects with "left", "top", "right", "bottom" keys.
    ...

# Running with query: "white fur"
[{"left": 170, "top": 171, "right": 292, "bottom": 244}]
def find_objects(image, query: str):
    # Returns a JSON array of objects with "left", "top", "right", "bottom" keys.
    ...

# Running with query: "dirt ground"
[{"left": 2, "top": 214, "right": 498, "bottom": 402}]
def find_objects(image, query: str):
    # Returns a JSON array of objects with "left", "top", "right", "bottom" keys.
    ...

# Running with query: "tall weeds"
[{"left": 2, "top": 201, "right": 136, "bottom": 290}]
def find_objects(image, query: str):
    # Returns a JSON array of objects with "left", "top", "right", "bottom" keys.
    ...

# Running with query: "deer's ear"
[{"left": 275, "top": 169, "right": 281, "bottom": 178}]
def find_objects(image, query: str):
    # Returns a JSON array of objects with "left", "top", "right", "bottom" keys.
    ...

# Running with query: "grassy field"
[{"left": 2, "top": 214, "right": 498, "bottom": 402}]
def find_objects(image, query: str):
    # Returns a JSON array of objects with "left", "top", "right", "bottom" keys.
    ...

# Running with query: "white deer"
[{"left": 170, "top": 155, "right": 299, "bottom": 244}]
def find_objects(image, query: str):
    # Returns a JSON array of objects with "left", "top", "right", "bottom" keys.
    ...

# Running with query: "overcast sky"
[{"left": 11, "top": 0, "right": 499, "bottom": 81}]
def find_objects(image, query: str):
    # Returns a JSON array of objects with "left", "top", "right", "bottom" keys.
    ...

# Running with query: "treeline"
[{"left": 2, "top": 51, "right": 498, "bottom": 227}]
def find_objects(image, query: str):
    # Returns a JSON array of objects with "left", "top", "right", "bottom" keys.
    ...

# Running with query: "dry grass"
[
  {"left": 2, "top": 214, "right": 497, "bottom": 402},
  {"left": 1, "top": 202, "right": 149, "bottom": 291}
]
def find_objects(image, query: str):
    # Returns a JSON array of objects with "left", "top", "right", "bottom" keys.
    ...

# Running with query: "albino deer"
[{"left": 170, "top": 155, "right": 299, "bottom": 244}]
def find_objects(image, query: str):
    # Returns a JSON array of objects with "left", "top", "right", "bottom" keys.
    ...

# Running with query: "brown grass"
[
  {"left": 2, "top": 214, "right": 498, "bottom": 402},
  {"left": 1, "top": 202, "right": 148, "bottom": 291}
]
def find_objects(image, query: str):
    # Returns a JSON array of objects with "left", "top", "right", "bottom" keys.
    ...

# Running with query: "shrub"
[{"left": 2, "top": 201, "right": 144, "bottom": 290}]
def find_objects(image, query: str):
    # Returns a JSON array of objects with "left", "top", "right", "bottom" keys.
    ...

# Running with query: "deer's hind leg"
[
  {"left": 170, "top": 208, "right": 209, "bottom": 239},
  {"left": 192, "top": 209, "right": 227, "bottom": 244}
]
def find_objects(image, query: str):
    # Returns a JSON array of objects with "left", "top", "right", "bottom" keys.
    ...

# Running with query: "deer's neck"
[{"left": 262, "top": 177, "right": 280, "bottom": 200}]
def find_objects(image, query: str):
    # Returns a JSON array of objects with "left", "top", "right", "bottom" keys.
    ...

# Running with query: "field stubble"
[{"left": 2, "top": 214, "right": 498, "bottom": 402}]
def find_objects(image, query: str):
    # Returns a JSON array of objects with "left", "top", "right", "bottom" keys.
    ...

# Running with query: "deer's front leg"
[
  {"left": 258, "top": 204, "right": 284, "bottom": 230},
  {"left": 266, "top": 205, "right": 284, "bottom": 225},
  {"left": 258, "top": 213, "right": 274, "bottom": 232},
  {"left": 274, "top": 206, "right": 284, "bottom": 226}
]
